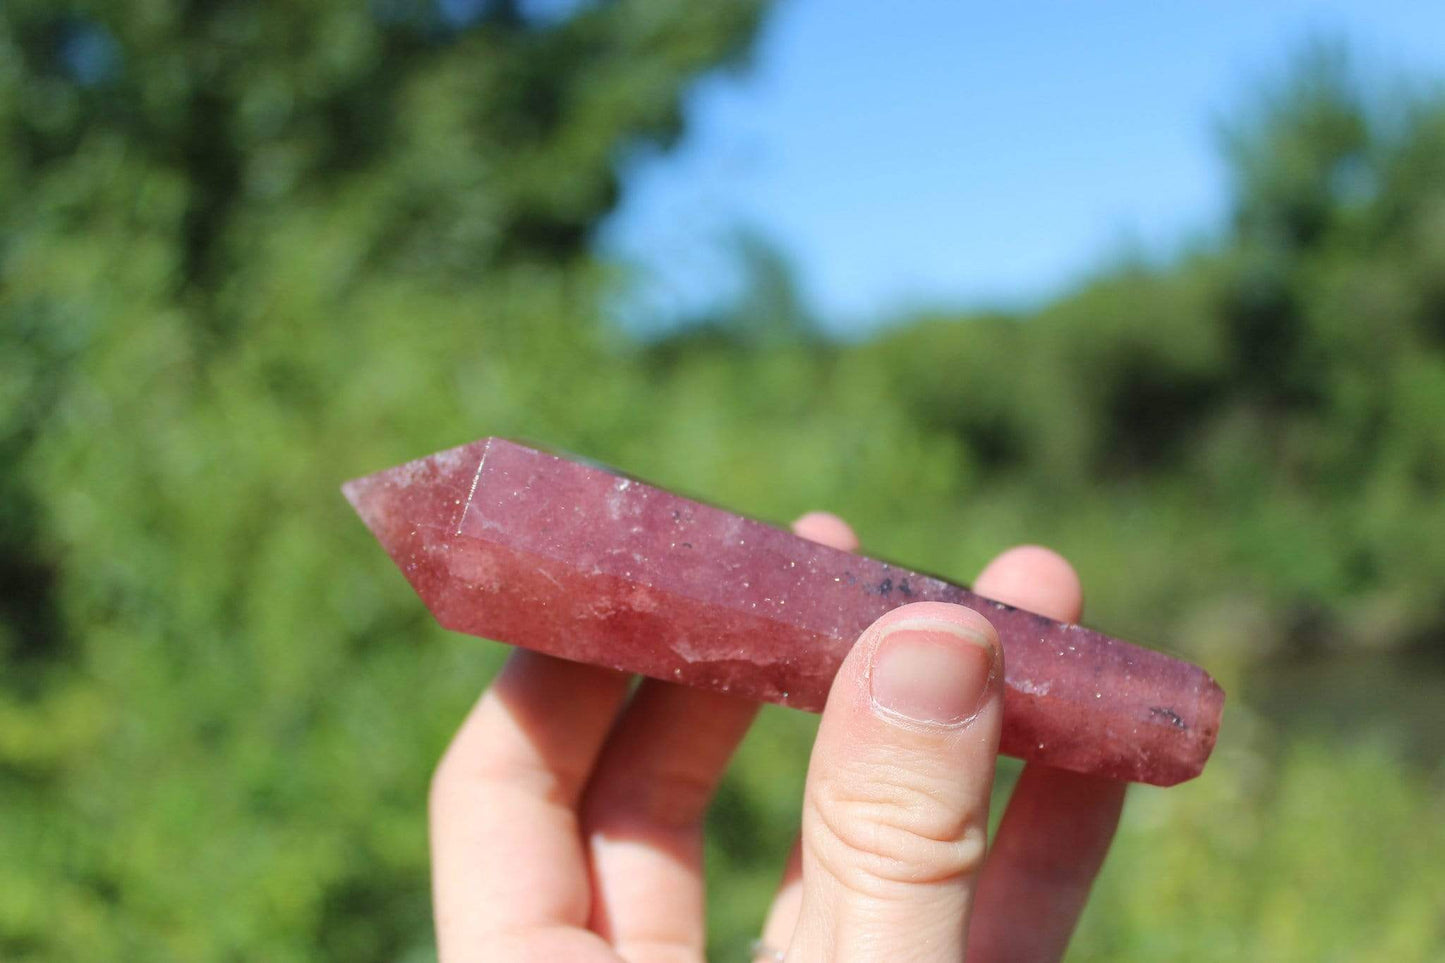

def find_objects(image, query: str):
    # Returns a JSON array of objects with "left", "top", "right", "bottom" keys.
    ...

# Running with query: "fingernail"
[{"left": 869, "top": 621, "right": 996, "bottom": 725}]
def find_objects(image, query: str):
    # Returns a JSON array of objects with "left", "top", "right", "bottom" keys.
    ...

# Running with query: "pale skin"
[{"left": 430, "top": 513, "right": 1126, "bottom": 962}]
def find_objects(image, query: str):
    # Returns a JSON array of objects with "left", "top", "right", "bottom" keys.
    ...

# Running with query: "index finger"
[{"left": 429, "top": 651, "right": 629, "bottom": 961}]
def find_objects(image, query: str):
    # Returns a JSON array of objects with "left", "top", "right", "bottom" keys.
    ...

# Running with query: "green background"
[{"left": 2, "top": 2, "right": 1443, "bottom": 959}]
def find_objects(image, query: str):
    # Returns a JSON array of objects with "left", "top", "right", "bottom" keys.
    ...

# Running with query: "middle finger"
[{"left": 578, "top": 512, "right": 859, "bottom": 963}]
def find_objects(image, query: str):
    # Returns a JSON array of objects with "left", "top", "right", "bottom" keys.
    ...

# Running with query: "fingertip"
[
  {"left": 792, "top": 511, "right": 859, "bottom": 552},
  {"left": 974, "top": 544, "right": 1083, "bottom": 622},
  {"left": 829, "top": 602, "right": 1001, "bottom": 710},
  {"left": 856, "top": 602, "right": 999, "bottom": 727},
  {"left": 863, "top": 600, "right": 998, "bottom": 653}
]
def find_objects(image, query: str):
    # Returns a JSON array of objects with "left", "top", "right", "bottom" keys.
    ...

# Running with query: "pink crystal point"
[{"left": 344, "top": 438, "right": 1224, "bottom": 786}]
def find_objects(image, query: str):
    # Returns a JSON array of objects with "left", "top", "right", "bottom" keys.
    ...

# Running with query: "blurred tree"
[
  {"left": 1222, "top": 42, "right": 1372, "bottom": 253},
  {"left": 641, "top": 230, "right": 820, "bottom": 359},
  {"left": 0, "top": 1, "right": 764, "bottom": 959}
]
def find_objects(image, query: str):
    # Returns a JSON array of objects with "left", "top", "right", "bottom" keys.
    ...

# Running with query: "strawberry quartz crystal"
[{"left": 344, "top": 438, "right": 1223, "bottom": 786}]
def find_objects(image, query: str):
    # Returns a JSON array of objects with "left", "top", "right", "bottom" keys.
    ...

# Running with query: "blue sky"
[{"left": 599, "top": 0, "right": 1445, "bottom": 336}]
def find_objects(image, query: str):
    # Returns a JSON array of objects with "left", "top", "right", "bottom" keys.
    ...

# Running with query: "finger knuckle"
[
  {"left": 581, "top": 761, "right": 717, "bottom": 834},
  {"left": 804, "top": 761, "right": 988, "bottom": 893},
  {"left": 428, "top": 736, "right": 583, "bottom": 818}
]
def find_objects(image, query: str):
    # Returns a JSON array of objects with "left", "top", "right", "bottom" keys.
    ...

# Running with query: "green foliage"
[{"left": 2, "top": 10, "right": 1444, "bottom": 961}]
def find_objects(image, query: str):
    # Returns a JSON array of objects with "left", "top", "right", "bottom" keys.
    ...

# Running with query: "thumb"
[{"left": 787, "top": 601, "right": 1003, "bottom": 962}]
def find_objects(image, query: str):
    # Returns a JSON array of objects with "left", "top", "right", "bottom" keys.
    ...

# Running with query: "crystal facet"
[{"left": 343, "top": 438, "right": 1224, "bottom": 786}]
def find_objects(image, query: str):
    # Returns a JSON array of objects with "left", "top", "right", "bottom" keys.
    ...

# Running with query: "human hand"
[{"left": 429, "top": 512, "right": 1125, "bottom": 962}]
